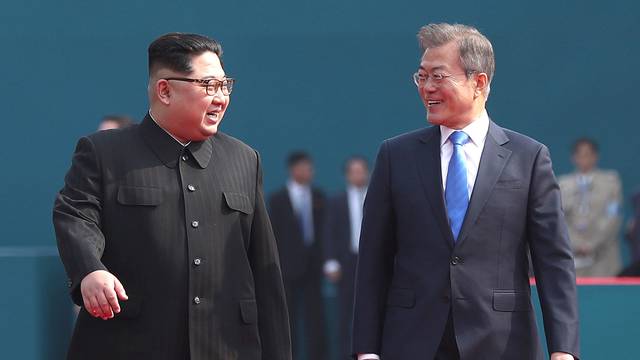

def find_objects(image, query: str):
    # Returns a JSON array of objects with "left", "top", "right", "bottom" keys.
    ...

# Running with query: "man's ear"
[
  {"left": 474, "top": 72, "right": 489, "bottom": 98},
  {"left": 155, "top": 79, "right": 171, "bottom": 105}
]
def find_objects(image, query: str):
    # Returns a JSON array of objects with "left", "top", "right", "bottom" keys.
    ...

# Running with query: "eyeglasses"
[
  {"left": 412, "top": 71, "right": 473, "bottom": 87},
  {"left": 164, "top": 77, "right": 235, "bottom": 96}
]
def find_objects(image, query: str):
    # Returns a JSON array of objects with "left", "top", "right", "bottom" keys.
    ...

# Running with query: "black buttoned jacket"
[{"left": 54, "top": 115, "right": 291, "bottom": 360}]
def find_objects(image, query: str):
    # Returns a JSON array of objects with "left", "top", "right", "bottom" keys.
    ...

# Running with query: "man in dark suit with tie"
[
  {"left": 324, "top": 156, "right": 369, "bottom": 359},
  {"left": 53, "top": 33, "right": 291, "bottom": 360},
  {"left": 352, "top": 23, "right": 579, "bottom": 360},
  {"left": 268, "top": 151, "right": 327, "bottom": 360}
]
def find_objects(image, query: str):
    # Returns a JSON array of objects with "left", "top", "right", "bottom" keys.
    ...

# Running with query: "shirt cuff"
[{"left": 358, "top": 354, "right": 380, "bottom": 360}]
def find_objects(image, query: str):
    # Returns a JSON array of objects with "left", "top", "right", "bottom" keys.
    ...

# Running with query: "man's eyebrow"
[
  {"left": 200, "top": 75, "right": 226, "bottom": 80},
  {"left": 418, "top": 65, "right": 445, "bottom": 72}
]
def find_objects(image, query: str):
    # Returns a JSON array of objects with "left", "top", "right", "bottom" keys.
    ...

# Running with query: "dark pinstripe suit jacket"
[{"left": 53, "top": 115, "right": 291, "bottom": 360}]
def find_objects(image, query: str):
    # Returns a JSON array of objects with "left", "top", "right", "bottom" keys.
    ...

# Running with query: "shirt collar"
[
  {"left": 347, "top": 185, "right": 367, "bottom": 194},
  {"left": 149, "top": 110, "right": 191, "bottom": 147},
  {"left": 440, "top": 109, "right": 490, "bottom": 148},
  {"left": 140, "top": 112, "right": 213, "bottom": 169},
  {"left": 287, "top": 180, "right": 310, "bottom": 193}
]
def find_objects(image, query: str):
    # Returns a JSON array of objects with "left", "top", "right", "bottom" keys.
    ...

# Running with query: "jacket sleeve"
[
  {"left": 248, "top": 150, "right": 292, "bottom": 360},
  {"left": 352, "top": 140, "right": 397, "bottom": 356},
  {"left": 527, "top": 145, "right": 580, "bottom": 359},
  {"left": 53, "top": 136, "right": 108, "bottom": 305}
]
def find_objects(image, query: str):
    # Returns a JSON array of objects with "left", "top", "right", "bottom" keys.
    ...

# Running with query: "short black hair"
[
  {"left": 572, "top": 137, "right": 599, "bottom": 154},
  {"left": 148, "top": 32, "right": 223, "bottom": 75},
  {"left": 101, "top": 114, "right": 133, "bottom": 128},
  {"left": 343, "top": 155, "right": 369, "bottom": 173},
  {"left": 287, "top": 151, "right": 312, "bottom": 168}
]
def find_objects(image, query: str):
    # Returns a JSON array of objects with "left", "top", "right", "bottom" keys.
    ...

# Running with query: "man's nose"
[
  {"left": 422, "top": 78, "right": 438, "bottom": 92},
  {"left": 211, "top": 91, "right": 225, "bottom": 103}
]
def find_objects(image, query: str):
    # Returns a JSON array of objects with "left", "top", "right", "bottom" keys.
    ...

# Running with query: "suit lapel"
[
  {"left": 415, "top": 126, "right": 455, "bottom": 248},
  {"left": 457, "top": 121, "right": 511, "bottom": 244}
]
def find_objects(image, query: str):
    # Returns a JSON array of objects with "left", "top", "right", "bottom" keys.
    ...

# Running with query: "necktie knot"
[{"left": 449, "top": 131, "right": 469, "bottom": 146}]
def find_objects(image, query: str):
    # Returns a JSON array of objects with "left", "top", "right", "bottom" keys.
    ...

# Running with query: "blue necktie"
[{"left": 445, "top": 131, "right": 470, "bottom": 241}]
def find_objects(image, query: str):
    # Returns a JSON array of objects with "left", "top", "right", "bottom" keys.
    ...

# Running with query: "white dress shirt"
[
  {"left": 439, "top": 109, "right": 490, "bottom": 196},
  {"left": 324, "top": 185, "right": 367, "bottom": 274},
  {"left": 357, "top": 111, "right": 490, "bottom": 360},
  {"left": 287, "top": 180, "right": 314, "bottom": 244},
  {"left": 348, "top": 185, "right": 367, "bottom": 253}
]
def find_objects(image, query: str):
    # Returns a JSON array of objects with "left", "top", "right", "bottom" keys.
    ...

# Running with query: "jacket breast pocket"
[
  {"left": 117, "top": 186, "right": 163, "bottom": 206},
  {"left": 492, "top": 290, "right": 531, "bottom": 312},
  {"left": 223, "top": 192, "right": 253, "bottom": 214},
  {"left": 386, "top": 288, "right": 415, "bottom": 308},
  {"left": 494, "top": 179, "right": 522, "bottom": 189}
]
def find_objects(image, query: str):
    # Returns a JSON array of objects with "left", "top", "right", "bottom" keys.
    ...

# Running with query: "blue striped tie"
[{"left": 445, "top": 131, "right": 470, "bottom": 241}]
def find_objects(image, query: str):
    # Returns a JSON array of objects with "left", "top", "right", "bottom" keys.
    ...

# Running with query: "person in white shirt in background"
[{"left": 323, "top": 156, "right": 369, "bottom": 359}]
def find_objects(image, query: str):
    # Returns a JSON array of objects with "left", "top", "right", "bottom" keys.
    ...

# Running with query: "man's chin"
[
  {"left": 426, "top": 114, "right": 444, "bottom": 126},
  {"left": 202, "top": 125, "right": 219, "bottom": 138}
]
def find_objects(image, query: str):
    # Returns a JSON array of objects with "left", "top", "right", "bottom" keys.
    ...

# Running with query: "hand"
[
  {"left": 575, "top": 244, "right": 593, "bottom": 256},
  {"left": 80, "top": 270, "right": 128, "bottom": 320},
  {"left": 550, "top": 352, "right": 574, "bottom": 360},
  {"left": 325, "top": 269, "right": 342, "bottom": 283}
]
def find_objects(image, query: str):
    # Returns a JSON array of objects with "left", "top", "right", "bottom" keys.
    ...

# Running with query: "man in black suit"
[
  {"left": 352, "top": 23, "right": 579, "bottom": 360},
  {"left": 53, "top": 33, "right": 291, "bottom": 360},
  {"left": 268, "top": 152, "right": 327, "bottom": 360},
  {"left": 324, "top": 156, "right": 369, "bottom": 359}
]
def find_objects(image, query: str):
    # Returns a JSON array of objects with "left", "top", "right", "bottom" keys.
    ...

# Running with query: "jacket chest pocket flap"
[
  {"left": 239, "top": 299, "right": 258, "bottom": 324},
  {"left": 223, "top": 192, "right": 253, "bottom": 214},
  {"left": 117, "top": 186, "right": 164, "bottom": 206}
]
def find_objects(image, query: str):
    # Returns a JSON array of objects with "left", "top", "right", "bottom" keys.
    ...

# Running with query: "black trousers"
[{"left": 434, "top": 311, "right": 460, "bottom": 360}]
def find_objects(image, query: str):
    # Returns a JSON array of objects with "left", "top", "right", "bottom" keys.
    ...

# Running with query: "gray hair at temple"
[{"left": 417, "top": 23, "right": 495, "bottom": 97}]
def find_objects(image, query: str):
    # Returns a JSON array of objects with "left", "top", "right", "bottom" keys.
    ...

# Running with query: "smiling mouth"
[{"left": 427, "top": 100, "right": 442, "bottom": 107}]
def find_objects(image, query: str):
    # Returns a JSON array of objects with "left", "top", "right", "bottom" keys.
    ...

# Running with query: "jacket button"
[
  {"left": 191, "top": 221, "right": 199, "bottom": 228},
  {"left": 451, "top": 256, "right": 462, "bottom": 265},
  {"left": 193, "top": 296, "right": 201, "bottom": 304},
  {"left": 194, "top": 258, "right": 201, "bottom": 266},
  {"left": 182, "top": 154, "right": 189, "bottom": 161},
  {"left": 443, "top": 293, "right": 451, "bottom": 302},
  {"left": 187, "top": 184, "right": 196, "bottom": 192}
]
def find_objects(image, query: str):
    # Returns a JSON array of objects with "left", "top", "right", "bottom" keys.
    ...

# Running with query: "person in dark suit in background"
[
  {"left": 620, "top": 190, "right": 640, "bottom": 275},
  {"left": 352, "top": 23, "right": 579, "bottom": 360},
  {"left": 268, "top": 151, "right": 327, "bottom": 360},
  {"left": 53, "top": 32, "right": 291, "bottom": 360},
  {"left": 324, "top": 156, "right": 369, "bottom": 359}
]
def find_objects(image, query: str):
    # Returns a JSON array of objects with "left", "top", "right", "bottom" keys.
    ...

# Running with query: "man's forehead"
[
  {"left": 419, "top": 46, "right": 460, "bottom": 70},
  {"left": 190, "top": 52, "right": 225, "bottom": 75}
]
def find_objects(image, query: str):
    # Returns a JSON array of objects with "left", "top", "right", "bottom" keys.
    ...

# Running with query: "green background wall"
[{"left": 1, "top": 0, "right": 638, "bottom": 358}]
